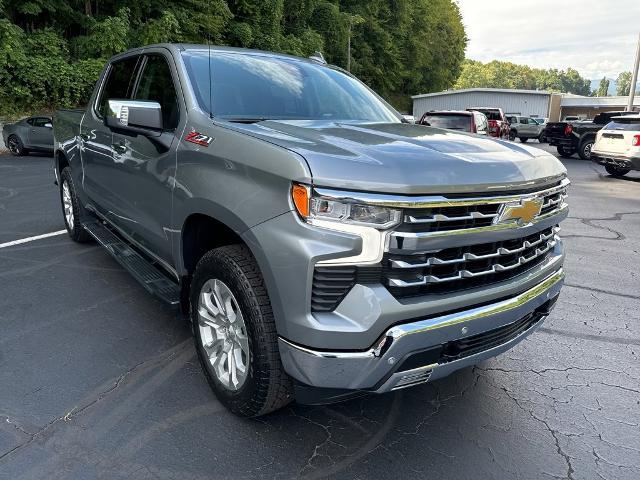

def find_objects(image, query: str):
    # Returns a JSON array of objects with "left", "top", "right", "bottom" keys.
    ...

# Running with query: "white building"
[
  {"left": 412, "top": 88, "right": 557, "bottom": 120},
  {"left": 411, "top": 87, "right": 640, "bottom": 122}
]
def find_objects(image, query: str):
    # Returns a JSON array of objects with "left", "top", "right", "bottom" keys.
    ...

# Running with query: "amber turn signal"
[{"left": 292, "top": 184, "right": 310, "bottom": 218}]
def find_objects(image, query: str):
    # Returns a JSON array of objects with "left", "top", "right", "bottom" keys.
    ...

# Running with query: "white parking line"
[{"left": 0, "top": 230, "right": 66, "bottom": 249}]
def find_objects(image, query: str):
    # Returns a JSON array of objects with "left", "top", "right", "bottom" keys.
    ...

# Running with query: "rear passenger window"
[
  {"left": 134, "top": 55, "right": 179, "bottom": 130},
  {"left": 97, "top": 57, "right": 139, "bottom": 117}
]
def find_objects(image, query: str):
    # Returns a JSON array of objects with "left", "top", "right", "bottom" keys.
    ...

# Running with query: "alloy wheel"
[
  {"left": 62, "top": 180, "right": 74, "bottom": 230},
  {"left": 8, "top": 137, "right": 19, "bottom": 155},
  {"left": 197, "top": 279, "right": 250, "bottom": 391}
]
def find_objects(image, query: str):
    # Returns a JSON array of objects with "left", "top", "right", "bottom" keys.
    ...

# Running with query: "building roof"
[
  {"left": 411, "top": 88, "right": 551, "bottom": 100},
  {"left": 560, "top": 95, "right": 640, "bottom": 107}
]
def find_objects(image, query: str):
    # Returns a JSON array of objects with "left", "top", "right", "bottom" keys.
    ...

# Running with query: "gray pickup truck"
[{"left": 53, "top": 44, "right": 568, "bottom": 417}]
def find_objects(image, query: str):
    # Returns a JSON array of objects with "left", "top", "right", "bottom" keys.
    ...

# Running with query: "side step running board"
[{"left": 84, "top": 221, "right": 181, "bottom": 308}]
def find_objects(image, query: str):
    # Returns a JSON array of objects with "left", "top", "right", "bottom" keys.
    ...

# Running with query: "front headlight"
[
  {"left": 291, "top": 183, "right": 401, "bottom": 265},
  {"left": 292, "top": 184, "right": 401, "bottom": 230}
]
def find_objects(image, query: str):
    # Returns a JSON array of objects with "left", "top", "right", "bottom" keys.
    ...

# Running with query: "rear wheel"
[
  {"left": 7, "top": 135, "right": 27, "bottom": 156},
  {"left": 557, "top": 146, "right": 575, "bottom": 158},
  {"left": 605, "top": 165, "right": 630, "bottom": 177},
  {"left": 578, "top": 138, "right": 594, "bottom": 160},
  {"left": 60, "top": 168, "right": 92, "bottom": 243},
  {"left": 519, "top": 137, "right": 528, "bottom": 143},
  {"left": 191, "top": 244, "right": 293, "bottom": 417},
  {"left": 509, "top": 130, "right": 516, "bottom": 141}
]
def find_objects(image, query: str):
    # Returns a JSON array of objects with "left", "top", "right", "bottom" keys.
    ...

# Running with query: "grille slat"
[
  {"left": 385, "top": 226, "right": 558, "bottom": 298},
  {"left": 397, "top": 183, "right": 567, "bottom": 234}
]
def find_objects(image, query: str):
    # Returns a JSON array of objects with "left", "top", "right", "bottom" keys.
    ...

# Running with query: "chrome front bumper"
[{"left": 279, "top": 268, "right": 564, "bottom": 394}]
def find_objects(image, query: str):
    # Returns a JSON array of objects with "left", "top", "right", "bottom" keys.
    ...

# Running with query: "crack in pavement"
[
  {"left": 563, "top": 211, "right": 640, "bottom": 241},
  {"left": 538, "top": 327, "right": 640, "bottom": 347},
  {"left": 564, "top": 283, "right": 640, "bottom": 301},
  {"left": 490, "top": 382, "right": 576, "bottom": 480},
  {"left": 0, "top": 340, "right": 191, "bottom": 463}
]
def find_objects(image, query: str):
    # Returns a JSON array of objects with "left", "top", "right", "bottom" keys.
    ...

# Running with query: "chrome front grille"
[
  {"left": 386, "top": 227, "right": 558, "bottom": 291},
  {"left": 311, "top": 179, "right": 568, "bottom": 310},
  {"left": 396, "top": 179, "right": 568, "bottom": 235}
]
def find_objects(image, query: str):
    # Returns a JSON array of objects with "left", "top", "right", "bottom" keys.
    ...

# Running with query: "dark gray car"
[
  {"left": 2, "top": 116, "right": 54, "bottom": 156},
  {"left": 53, "top": 44, "right": 568, "bottom": 417}
]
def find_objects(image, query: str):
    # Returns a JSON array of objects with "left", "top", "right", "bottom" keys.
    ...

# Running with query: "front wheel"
[
  {"left": 605, "top": 165, "right": 630, "bottom": 177},
  {"left": 7, "top": 135, "right": 28, "bottom": 156},
  {"left": 509, "top": 130, "right": 516, "bottom": 141},
  {"left": 557, "top": 146, "right": 575, "bottom": 158},
  {"left": 578, "top": 139, "right": 594, "bottom": 160},
  {"left": 60, "top": 168, "right": 92, "bottom": 242},
  {"left": 538, "top": 133, "right": 546, "bottom": 143},
  {"left": 191, "top": 244, "right": 293, "bottom": 417}
]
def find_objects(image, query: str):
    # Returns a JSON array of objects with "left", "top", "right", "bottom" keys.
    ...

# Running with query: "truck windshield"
[
  {"left": 182, "top": 51, "right": 400, "bottom": 123},
  {"left": 422, "top": 114, "right": 471, "bottom": 131}
]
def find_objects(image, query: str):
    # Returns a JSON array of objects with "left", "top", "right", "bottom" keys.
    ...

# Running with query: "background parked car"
[
  {"left": 466, "top": 107, "right": 509, "bottom": 139},
  {"left": 418, "top": 110, "right": 489, "bottom": 135},
  {"left": 506, "top": 115, "right": 545, "bottom": 143},
  {"left": 591, "top": 114, "right": 640, "bottom": 177},
  {"left": 545, "top": 111, "right": 635, "bottom": 160},
  {"left": 2, "top": 116, "right": 54, "bottom": 156}
]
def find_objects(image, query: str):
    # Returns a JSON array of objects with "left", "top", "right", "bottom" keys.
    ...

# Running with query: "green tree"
[
  {"left": 0, "top": 0, "right": 467, "bottom": 115},
  {"left": 616, "top": 71, "right": 632, "bottom": 96},
  {"left": 595, "top": 77, "right": 610, "bottom": 97}
]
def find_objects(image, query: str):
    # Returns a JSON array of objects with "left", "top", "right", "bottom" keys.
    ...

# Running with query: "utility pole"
[
  {"left": 347, "top": 23, "right": 351, "bottom": 72},
  {"left": 626, "top": 32, "right": 640, "bottom": 111}
]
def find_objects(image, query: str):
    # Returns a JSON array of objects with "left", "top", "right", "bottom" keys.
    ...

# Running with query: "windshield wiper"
[{"left": 223, "top": 117, "right": 275, "bottom": 124}]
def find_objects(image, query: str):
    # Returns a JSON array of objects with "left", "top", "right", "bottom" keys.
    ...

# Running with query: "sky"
[{"left": 456, "top": 0, "right": 640, "bottom": 80}]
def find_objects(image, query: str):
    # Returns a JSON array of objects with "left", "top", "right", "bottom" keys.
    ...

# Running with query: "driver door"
[{"left": 27, "top": 117, "right": 53, "bottom": 149}]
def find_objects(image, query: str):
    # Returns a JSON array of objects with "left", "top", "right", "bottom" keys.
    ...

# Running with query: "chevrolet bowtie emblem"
[{"left": 495, "top": 197, "right": 543, "bottom": 226}]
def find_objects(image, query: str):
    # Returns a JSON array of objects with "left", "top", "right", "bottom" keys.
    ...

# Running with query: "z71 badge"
[{"left": 185, "top": 131, "right": 213, "bottom": 147}]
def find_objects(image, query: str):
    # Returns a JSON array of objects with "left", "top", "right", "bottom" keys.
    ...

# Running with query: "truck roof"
[{"left": 109, "top": 43, "right": 323, "bottom": 66}]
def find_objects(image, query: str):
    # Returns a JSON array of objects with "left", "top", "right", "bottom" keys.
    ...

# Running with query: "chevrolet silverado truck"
[
  {"left": 546, "top": 111, "right": 634, "bottom": 160},
  {"left": 53, "top": 44, "right": 568, "bottom": 417}
]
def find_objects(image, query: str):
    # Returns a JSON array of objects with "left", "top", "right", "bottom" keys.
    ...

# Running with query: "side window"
[
  {"left": 97, "top": 57, "right": 139, "bottom": 117},
  {"left": 134, "top": 54, "right": 179, "bottom": 130},
  {"left": 33, "top": 117, "right": 50, "bottom": 127},
  {"left": 26, "top": 118, "right": 36, "bottom": 126}
]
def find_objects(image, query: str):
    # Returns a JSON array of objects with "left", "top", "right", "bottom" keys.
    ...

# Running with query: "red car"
[{"left": 467, "top": 108, "right": 510, "bottom": 139}]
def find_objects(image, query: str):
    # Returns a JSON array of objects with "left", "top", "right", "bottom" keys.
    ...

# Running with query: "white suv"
[{"left": 591, "top": 114, "right": 640, "bottom": 177}]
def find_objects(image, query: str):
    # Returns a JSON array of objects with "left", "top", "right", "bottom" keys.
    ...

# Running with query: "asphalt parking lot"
[{"left": 1, "top": 145, "right": 639, "bottom": 480}]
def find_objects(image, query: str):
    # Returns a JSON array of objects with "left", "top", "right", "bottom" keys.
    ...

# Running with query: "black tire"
[
  {"left": 557, "top": 146, "right": 575, "bottom": 158},
  {"left": 190, "top": 245, "right": 293, "bottom": 417},
  {"left": 509, "top": 130, "right": 516, "bottom": 141},
  {"left": 7, "top": 135, "right": 28, "bottom": 156},
  {"left": 538, "top": 133, "right": 546, "bottom": 143},
  {"left": 519, "top": 137, "right": 528, "bottom": 143},
  {"left": 60, "top": 167, "right": 92, "bottom": 243},
  {"left": 604, "top": 165, "right": 630, "bottom": 177},
  {"left": 578, "top": 138, "right": 594, "bottom": 160}
]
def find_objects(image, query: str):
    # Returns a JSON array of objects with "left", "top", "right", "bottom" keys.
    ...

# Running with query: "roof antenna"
[
  {"left": 309, "top": 51, "right": 326, "bottom": 64},
  {"left": 208, "top": 33, "right": 213, "bottom": 119}
]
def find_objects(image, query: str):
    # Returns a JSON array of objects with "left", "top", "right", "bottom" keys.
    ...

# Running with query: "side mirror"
[{"left": 105, "top": 99, "right": 162, "bottom": 135}]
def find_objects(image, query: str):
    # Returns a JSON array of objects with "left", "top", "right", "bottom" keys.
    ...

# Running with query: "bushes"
[{"left": 0, "top": 1, "right": 468, "bottom": 115}]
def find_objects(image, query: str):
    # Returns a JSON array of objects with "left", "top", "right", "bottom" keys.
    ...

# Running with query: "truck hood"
[{"left": 226, "top": 120, "right": 567, "bottom": 194}]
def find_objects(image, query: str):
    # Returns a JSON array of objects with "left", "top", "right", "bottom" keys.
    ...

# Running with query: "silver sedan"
[{"left": 2, "top": 116, "right": 54, "bottom": 156}]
